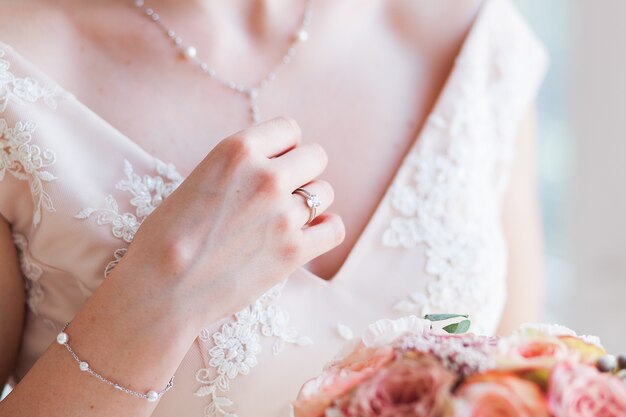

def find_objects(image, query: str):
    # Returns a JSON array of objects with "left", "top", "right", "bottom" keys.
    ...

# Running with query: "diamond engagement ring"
[{"left": 293, "top": 187, "right": 321, "bottom": 225}]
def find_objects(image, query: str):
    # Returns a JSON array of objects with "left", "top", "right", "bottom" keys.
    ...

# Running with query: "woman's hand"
[
  {"left": 1, "top": 116, "right": 342, "bottom": 417},
  {"left": 118, "top": 116, "right": 345, "bottom": 329}
]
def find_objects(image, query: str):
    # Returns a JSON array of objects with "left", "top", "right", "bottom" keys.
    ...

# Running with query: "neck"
[
  {"left": 123, "top": 0, "right": 312, "bottom": 82},
  {"left": 136, "top": 0, "right": 304, "bottom": 38},
  {"left": 141, "top": 0, "right": 289, "bottom": 16}
]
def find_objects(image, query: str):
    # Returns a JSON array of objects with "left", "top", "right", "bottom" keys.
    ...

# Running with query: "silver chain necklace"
[{"left": 133, "top": 0, "right": 312, "bottom": 125}]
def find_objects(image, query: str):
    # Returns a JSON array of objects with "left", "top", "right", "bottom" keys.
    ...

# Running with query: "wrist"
[
  {"left": 62, "top": 263, "right": 200, "bottom": 394},
  {"left": 104, "top": 261, "right": 201, "bottom": 340},
  {"left": 110, "top": 245, "right": 233, "bottom": 332}
]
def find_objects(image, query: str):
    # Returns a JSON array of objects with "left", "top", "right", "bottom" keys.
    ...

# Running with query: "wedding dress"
[{"left": 0, "top": 0, "right": 548, "bottom": 415}]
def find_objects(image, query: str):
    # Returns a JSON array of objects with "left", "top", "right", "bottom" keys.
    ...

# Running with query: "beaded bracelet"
[{"left": 56, "top": 322, "right": 175, "bottom": 402}]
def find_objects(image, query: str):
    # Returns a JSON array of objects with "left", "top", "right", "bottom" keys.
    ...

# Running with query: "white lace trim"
[
  {"left": 195, "top": 281, "right": 313, "bottom": 417},
  {"left": 104, "top": 248, "right": 127, "bottom": 278},
  {"left": 0, "top": 119, "right": 57, "bottom": 226},
  {"left": 75, "top": 159, "right": 183, "bottom": 243},
  {"left": 336, "top": 323, "right": 354, "bottom": 341},
  {"left": 382, "top": 38, "right": 519, "bottom": 334},
  {"left": 0, "top": 48, "right": 71, "bottom": 112},
  {"left": 0, "top": 47, "right": 69, "bottom": 227},
  {"left": 392, "top": 291, "right": 432, "bottom": 316},
  {"left": 75, "top": 159, "right": 312, "bottom": 417},
  {"left": 12, "top": 232, "right": 45, "bottom": 314}
]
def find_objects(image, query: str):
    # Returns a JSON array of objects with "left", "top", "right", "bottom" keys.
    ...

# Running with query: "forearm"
[
  {"left": 0, "top": 116, "right": 343, "bottom": 415},
  {"left": 497, "top": 105, "right": 545, "bottom": 335},
  {"left": 0, "top": 262, "right": 199, "bottom": 417},
  {"left": 497, "top": 249, "right": 544, "bottom": 335},
  {"left": 0, "top": 216, "right": 25, "bottom": 388}
]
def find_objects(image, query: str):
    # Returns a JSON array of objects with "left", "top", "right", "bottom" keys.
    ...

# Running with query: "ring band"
[{"left": 293, "top": 187, "right": 321, "bottom": 225}]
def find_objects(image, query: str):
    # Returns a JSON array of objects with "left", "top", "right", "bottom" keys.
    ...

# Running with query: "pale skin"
[{"left": 0, "top": 0, "right": 543, "bottom": 414}]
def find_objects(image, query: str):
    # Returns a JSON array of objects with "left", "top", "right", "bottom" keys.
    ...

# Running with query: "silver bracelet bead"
[{"left": 57, "top": 323, "right": 175, "bottom": 402}]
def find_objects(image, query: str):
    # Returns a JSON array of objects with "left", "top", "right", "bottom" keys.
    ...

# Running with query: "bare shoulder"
[
  {"left": 0, "top": 0, "right": 76, "bottom": 67},
  {"left": 0, "top": 1, "right": 59, "bottom": 47},
  {"left": 0, "top": 0, "right": 86, "bottom": 94},
  {"left": 0, "top": 213, "right": 26, "bottom": 387}
]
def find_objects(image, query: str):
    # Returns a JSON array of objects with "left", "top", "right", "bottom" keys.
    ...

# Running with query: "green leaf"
[
  {"left": 424, "top": 314, "right": 469, "bottom": 322},
  {"left": 442, "top": 320, "right": 471, "bottom": 334}
]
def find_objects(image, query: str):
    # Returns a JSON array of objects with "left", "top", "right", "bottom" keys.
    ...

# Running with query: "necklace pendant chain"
[
  {"left": 246, "top": 88, "right": 261, "bottom": 124},
  {"left": 133, "top": 0, "right": 313, "bottom": 126}
]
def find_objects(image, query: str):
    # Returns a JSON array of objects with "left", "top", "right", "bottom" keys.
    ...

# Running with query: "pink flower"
[
  {"left": 330, "top": 343, "right": 396, "bottom": 374},
  {"left": 292, "top": 344, "right": 395, "bottom": 417},
  {"left": 558, "top": 336, "right": 606, "bottom": 364},
  {"left": 497, "top": 334, "right": 574, "bottom": 371},
  {"left": 548, "top": 361, "right": 626, "bottom": 417},
  {"left": 401, "top": 332, "right": 498, "bottom": 377},
  {"left": 345, "top": 354, "right": 455, "bottom": 417},
  {"left": 453, "top": 372, "right": 549, "bottom": 417},
  {"left": 498, "top": 327, "right": 606, "bottom": 373}
]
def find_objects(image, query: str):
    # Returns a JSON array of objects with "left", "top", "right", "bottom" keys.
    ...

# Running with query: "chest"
[{"left": 3, "top": 2, "right": 472, "bottom": 279}]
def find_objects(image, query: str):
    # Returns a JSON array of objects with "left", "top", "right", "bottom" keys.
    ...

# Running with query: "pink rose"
[
  {"left": 330, "top": 343, "right": 396, "bottom": 374},
  {"left": 498, "top": 328, "right": 606, "bottom": 373},
  {"left": 497, "top": 335, "right": 574, "bottom": 371},
  {"left": 293, "top": 344, "right": 395, "bottom": 417},
  {"left": 558, "top": 336, "right": 606, "bottom": 364},
  {"left": 453, "top": 372, "right": 549, "bottom": 417},
  {"left": 548, "top": 361, "right": 626, "bottom": 416},
  {"left": 345, "top": 354, "right": 455, "bottom": 417}
]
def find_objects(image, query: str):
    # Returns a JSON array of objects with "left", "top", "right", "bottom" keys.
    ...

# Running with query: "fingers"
[
  {"left": 300, "top": 213, "right": 346, "bottom": 263},
  {"left": 273, "top": 143, "right": 328, "bottom": 191},
  {"left": 241, "top": 116, "right": 302, "bottom": 158},
  {"left": 290, "top": 180, "right": 334, "bottom": 228}
]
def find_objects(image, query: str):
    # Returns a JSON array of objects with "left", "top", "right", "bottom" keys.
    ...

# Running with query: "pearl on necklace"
[
  {"left": 183, "top": 46, "right": 197, "bottom": 60},
  {"left": 297, "top": 29, "right": 309, "bottom": 42},
  {"left": 133, "top": 0, "right": 313, "bottom": 125}
]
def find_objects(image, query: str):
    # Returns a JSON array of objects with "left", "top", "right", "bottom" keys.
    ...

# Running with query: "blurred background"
[{"left": 514, "top": 0, "right": 626, "bottom": 352}]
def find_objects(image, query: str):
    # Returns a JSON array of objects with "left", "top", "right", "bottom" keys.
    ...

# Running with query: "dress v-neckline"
[
  {"left": 297, "top": 0, "right": 490, "bottom": 284},
  {"left": 0, "top": 0, "right": 489, "bottom": 286}
]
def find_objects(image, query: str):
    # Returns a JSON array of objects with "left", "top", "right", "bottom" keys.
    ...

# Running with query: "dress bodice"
[{"left": 0, "top": 0, "right": 548, "bottom": 415}]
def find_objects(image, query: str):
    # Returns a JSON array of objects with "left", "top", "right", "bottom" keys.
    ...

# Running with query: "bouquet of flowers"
[{"left": 292, "top": 315, "right": 626, "bottom": 417}]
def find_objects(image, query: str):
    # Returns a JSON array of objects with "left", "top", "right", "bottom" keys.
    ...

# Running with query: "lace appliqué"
[
  {"left": 0, "top": 119, "right": 57, "bottom": 226},
  {"left": 0, "top": 47, "right": 69, "bottom": 227},
  {"left": 104, "top": 248, "right": 127, "bottom": 278},
  {"left": 75, "top": 158, "right": 312, "bottom": 416},
  {"left": 12, "top": 232, "right": 45, "bottom": 314},
  {"left": 195, "top": 281, "right": 313, "bottom": 417},
  {"left": 0, "top": 48, "right": 71, "bottom": 112},
  {"left": 75, "top": 159, "right": 183, "bottom": 244},
  {"left": 392, "top": 291, "right": 432, "bottom": 316},
  {"left": 75, "top": 158, "right": 182, "bottom": 280},
  {"left": 383, "top": 53, "right": 511, "bottom": 335},
  {"left": 336, "top": 323, "right": 355, "bottom": 341}
]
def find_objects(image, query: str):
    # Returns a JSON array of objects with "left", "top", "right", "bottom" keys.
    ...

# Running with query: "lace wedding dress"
[{"left": 0, "top": 0, "right": 547, "bottom": 415}]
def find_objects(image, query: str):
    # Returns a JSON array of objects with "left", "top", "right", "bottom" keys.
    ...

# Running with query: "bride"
[{"left": 0, "top": 0, "right": 547, "bottom": 415}]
